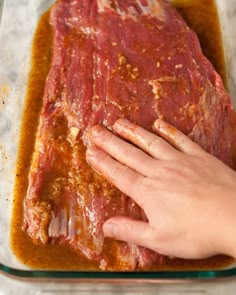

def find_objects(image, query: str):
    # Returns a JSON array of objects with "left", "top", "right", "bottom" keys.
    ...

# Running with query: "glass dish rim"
[
  {"left": 1, "top": 264, "right": 236, "bottom": 281},
  {"left": 1, "top": 0, "right": 236, "bottom": 281}
]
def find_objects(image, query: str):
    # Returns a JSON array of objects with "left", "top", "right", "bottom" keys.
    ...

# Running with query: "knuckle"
[
  {"left": 119, "top": 222, "right": 134, "bottom": 239},
  {"left": 197, "top": 146, "right": 210, "bottom": 158},
  {"left": 146, "top": 229, "right": 162, "bottom": 250},
  {"left": 148, "top": 161, "right": 161, "bottom": 178},
  {"left": 172, "top": 132, "right": 190, "bottom": 148},
  {"left": 136, "top": 179, "right": 156, "bottom": 206},
  {"left": 96, "top": 151, "right": 110, "bottom": 164},
  {"left": 160, "top": 164, "right": 173, "bottom": 174},
  {"left": 177, "top": 136, "right": 187, "bottom": 147},
  {"left": 139, "top": 178, "right": 152, "bottom": 194},
  {"left": 110, "top": 164, "right": 127, "bottom": 178},
  {"left": 148, "top": 136, "right": 160, "bottom": 147},
  {"left": 160, "top": 163, "right": 182, "bottom": 178},
  {"left": 126, "top": 170, "right": 140, "bottom": 184},
  {"left": 188, "top": 142, "right": 203, "bottom": 155},
  {"left": 123, "top": 145, "right": 137, "bottom": 159},
  {"left": 135, "top": 126, "right": 144, "bottom": 137},
  {"left": 147, "top": 136, "right": 162, "bottom": 152}
]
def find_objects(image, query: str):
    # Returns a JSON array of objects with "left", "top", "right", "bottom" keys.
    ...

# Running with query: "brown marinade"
[{"left": 11, "top": 1, "right": 234, "bottom": 270}]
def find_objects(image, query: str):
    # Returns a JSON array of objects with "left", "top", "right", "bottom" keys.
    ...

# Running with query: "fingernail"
[
  {"left": 154, "top": 119, "right": 166, "bottom": 131},
  {"left": 91, "top": 125, "right": 104, "bottom": 138},
  {"left": 154, "top": 119, "right": 162, "bottom": 128},
  {"left": 103, "top": 222, "right": 118, "bottom": 238}
]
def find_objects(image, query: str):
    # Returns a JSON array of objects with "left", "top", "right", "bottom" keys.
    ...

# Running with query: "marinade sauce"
[{"left": 11, "top": 1, "right": 234, "bottom": 270}]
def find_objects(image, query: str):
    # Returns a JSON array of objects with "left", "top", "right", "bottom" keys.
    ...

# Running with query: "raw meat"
[{"left": 23, "top": 0, "right": 234, "bottom": 270}]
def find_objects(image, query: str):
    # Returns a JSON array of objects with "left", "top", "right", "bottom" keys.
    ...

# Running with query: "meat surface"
[{"left": 23, "top": 0, "right": 234, "bottom": 270}]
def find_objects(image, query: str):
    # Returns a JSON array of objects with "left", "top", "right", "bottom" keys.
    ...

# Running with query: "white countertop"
[{"left": 1, "top": 275, "right": 236, "bottom": 295}]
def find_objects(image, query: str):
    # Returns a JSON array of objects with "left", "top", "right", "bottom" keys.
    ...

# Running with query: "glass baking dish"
[{"left": 1, "top": 0, "right": 236, "bottom": 282}]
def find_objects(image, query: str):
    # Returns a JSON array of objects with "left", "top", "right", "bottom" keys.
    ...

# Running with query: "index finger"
[{"left": 86, "top": 146, "right": 147, "bottom": 208}]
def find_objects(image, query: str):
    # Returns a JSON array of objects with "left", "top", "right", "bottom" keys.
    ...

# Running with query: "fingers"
[
  {"left": 90, "top": 125, "right": 158, "bottom": 177},
  {"left": 103, "top": 217, "right": 154, "bottom": 249},
  {"left": 86, "top": 146, "right": 145, "bottom": 208},
  {"left": 113, "top": 119, "right": 179, "bottom": 160},
  {"left": 154, "top": 119, "right": 204, "bottom": 156}
]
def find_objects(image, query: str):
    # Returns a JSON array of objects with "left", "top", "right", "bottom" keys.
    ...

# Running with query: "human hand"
[{"left": 86, "top": 118, "right": 236, "bottom": 259}]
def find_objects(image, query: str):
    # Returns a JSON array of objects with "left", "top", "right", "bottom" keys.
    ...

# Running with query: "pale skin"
[{"left": 86, "top": 118, "right": 236, "bottom": 260}]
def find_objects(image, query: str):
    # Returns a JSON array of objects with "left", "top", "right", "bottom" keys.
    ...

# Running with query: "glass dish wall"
[{"left": 0, "top": 0, "right": 236, "bottom": 281}]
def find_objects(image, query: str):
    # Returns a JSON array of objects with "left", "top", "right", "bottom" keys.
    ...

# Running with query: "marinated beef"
[{"left": 23, "top": 0, "right": 234, "bottom": 270}]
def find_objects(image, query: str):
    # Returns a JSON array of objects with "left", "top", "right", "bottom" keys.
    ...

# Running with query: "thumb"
[{"left": 103, "top": 216, "right": 153, "bottom": 249}]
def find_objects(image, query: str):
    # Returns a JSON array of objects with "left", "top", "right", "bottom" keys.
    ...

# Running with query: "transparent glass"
[{"left": 0, "top": 0, "right": 236, "bottom": 282}]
